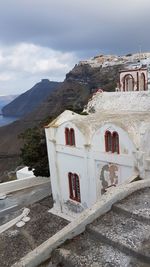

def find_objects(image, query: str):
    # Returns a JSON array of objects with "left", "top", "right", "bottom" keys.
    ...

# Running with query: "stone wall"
[{"left": 85, "top": 91, "right": 150, "bottom": 113}]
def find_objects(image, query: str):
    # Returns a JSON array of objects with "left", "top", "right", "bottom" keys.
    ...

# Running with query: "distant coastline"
[{"left": 0, "top": 114, "right": 18, "bottom": 127}]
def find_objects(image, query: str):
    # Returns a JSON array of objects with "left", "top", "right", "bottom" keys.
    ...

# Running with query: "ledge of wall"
[{"left": 0, "top": 177, "right": 50, "bottom": 195}]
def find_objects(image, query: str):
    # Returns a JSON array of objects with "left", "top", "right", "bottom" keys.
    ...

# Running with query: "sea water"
[{"left": 0, "top": 115, "right": 18, "bottom": 127}]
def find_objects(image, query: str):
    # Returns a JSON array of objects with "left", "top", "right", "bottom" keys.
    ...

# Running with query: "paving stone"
[
  {"left": 88, "top": 210, "right": 150, "bottom": 262},
  {"left": 38, "top": 190, "right": 150, "bottom": 267},
  {"left": 113, "top": 188, "right": 150, "bottom": 223},
  {"left": 50, "top": 232, "right": 149, "bottom": 267},
  {"left": 22, "top": 210, "right": 68, "bottom": 246},
  {"left": 0, "top": 197, "right": 68, "bottom": 267},
  {"left": 0, "top": 230, "right": 32, "bottom": 267}
]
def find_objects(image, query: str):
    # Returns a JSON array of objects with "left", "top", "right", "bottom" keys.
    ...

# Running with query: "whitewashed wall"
[
  {"left": 45, "top": 123, "right": 90, "bottom": 216},
  {"left": 16, "top": 167, "right": 35, "bottom": 180},
  {"left": 45, "top": 121, "right": 139, "bottom": 218},
  {"left": 56, "top": 121, "right": 85, "bottom": 147},
  {"left": 85, "top": 91, "right": 150, "bottom": 113},
  {"left": 92, "top": 123, "right": 136, "bottom": 155}
]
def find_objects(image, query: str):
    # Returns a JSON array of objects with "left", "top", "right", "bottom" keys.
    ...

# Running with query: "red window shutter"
[
  {"left": 70, "top": 128, "right": 75, "bottom": 146},
  {"left": 68, "top": 172, "right": 73, "bottom": 199},
  {"left": 65, "top": 128, "right": 69, "bottom": 145},
  {"left": 68, "top": 173, "right": 81, "bottom": 202},
  {"left": 105, "top": 131, "right": 112, "bottom": 152},
  {"left": 74, "top": 174, "right": 81, "bottom": 202},
  {"left": 112, "top": 131, "right": 119, "bottom": 154}
]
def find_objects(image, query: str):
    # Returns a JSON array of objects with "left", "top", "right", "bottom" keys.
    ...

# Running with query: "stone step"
[
  {"left": 112, "top": 187, "right": 150, "bottom": 225},
  {"left": 112, "top": 203, "right": 150, "bottom": 225},
  {"left": 50, "top": 231, "right": 149, "bottom": 267},
  {"left": 87, "top": 211, "right": 150, "bottom": 264}
]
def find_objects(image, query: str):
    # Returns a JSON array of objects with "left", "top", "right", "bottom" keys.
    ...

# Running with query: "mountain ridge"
[
  {"left": 0, "top": 55, "right": 125, "bottom": 180},
  {"left": 2, "top": 79, "right": 61, "bottom": 117}
]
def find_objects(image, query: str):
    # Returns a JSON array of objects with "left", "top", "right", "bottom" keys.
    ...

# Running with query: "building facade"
[
  {"left": 45, "top": 68, "right": 150, "bottom": 220},
  {"left": 119, "top": 68, "right": 148, "bottom": 91}
]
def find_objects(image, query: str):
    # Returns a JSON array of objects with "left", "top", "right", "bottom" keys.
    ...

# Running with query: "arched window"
[
  {"left": 140, "top": 73, "right": 146, "bottom": 91},
  {"left": 105, "top": 131, "right": 112, "bottom": 152},
  {"left": 112, "top": 131, "right": 119, "bottom": 154},
  {"left": 65, "top": 128, "right": 76, "bottom": 146},
  {"left": 70, "top": 128, "right": 75, "bottom": 146},
  {"left": 123, "top": 74, "right": 134, "bottom": 91},
  {"left": 68, "top": 172, "right": 73, "bottom": 199},
  {"left": 65, "top": 128, "right": 70, "bottom": 145},
  {"left": 105, "top": 130, "right": 120, "bottom": 154},
  {"left": 68, "top": 172, "right": 81, "bottom": 202}
]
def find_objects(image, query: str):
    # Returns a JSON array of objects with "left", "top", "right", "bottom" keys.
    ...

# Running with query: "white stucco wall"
[
  {"left": 91, "top": 124, "right": 136, "bottom": 198},
  {"left": 56, "top": 122, "right": 85, "bottom": 148},
  {"left": 141, "top": 126, "right": 150, "bottom": 155},
  {"left": 45, "top": 125, "right": 91, "bottom": 216},
  {"left": 85, "top": 91, "right": 150, "bottom": 113},
  {"left": 16, "top": 167, "right": 35, "bottom": 180},
  {"left": 92, "top": 123, "right": 136, "bottom": 155},
  {"left": 56, "top": 153, "right": 90, "bottom": 207},
  {"left": 45, "top": 119, "right": 139, "bottom": 219}
]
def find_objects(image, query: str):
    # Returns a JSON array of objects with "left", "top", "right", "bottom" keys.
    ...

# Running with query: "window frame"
[
  {"left": 70, "top": 128, "right": 75, "bottom": 146},
  {"left": 105, "top": 130, "right": 112, "bottom": 152},
  {"left": 105, "top": 130, "right": 120, "bottom": 154},
  {"left": 65, "top": 127, "right": 70, "bottom": 145},
  {"left": 65, "top": 127, "right": 76, "bottom": 146},
  {"left": 112, "top": 131, "right": 120, "bottom": 154},
  {"left": 68, "top": 172, "right": 81, "bottom": 202}
]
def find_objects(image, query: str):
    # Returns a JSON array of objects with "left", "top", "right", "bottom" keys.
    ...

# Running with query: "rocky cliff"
[
  {"left": 0, "top": 61, "right": 124, "bottom": 180},
  {"left": 24, "top": 63, "right": 123, "bottom": 122}
]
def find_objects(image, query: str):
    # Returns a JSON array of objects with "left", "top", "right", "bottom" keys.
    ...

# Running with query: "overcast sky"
[{"left": 0, "top": 0, "right": 150, "bottom": 95}]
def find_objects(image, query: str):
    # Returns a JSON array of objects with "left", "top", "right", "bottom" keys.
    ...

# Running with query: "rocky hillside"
[
  {"left": 66, "top": 63, "right": 121, "bottom": 92},
  {"left": 2, "top": 79, "right": 61, "bottom": 117},
  {"left": 24, "top": 63, "right": 123, "bottom": 122},
  {"left": 0, "top": 60, "right": 124, "bottom": 180}
]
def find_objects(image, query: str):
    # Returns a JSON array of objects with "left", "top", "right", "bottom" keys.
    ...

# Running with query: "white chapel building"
[{"left": 45, "top": 65, "right": 150, "bottom": 219}]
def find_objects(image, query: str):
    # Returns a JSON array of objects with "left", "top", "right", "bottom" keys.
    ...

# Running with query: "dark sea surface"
[{"left": 0, "top": 115, "right": 18, "bottom": 127}]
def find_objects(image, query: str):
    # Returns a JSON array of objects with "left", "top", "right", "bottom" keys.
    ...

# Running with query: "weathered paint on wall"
[
  {"left": 85, "top": 91, "right": 150, "bottom": 114},
  {"left": 100, "top": 163, "right": 118, "bottom": 194}
]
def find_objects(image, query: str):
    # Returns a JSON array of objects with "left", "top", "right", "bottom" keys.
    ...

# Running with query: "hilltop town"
[{"left": 79, "top": 52, "right": 150, "bottom": 68}]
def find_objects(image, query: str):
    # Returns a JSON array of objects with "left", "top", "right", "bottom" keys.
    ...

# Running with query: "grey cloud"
[
  {"left": 0, "top": 0, "right": 150, "bottom": 55},
  {"left": 0, "top": 0, "right": 150, "bottom": 94}
]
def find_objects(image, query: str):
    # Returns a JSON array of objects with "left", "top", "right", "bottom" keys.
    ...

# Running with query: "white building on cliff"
[{"left": 45, "top": 66, "right": 150, "bottom": 220}]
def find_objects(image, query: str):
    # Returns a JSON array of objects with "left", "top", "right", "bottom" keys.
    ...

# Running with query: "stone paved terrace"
[
  {"left": 39, "top": 187, "right": 150, "bottom": 267},
  {"left": 0, "top": 197, "right": 68, "bottom": 267}
]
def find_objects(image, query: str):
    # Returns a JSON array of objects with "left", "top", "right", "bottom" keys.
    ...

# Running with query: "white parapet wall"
[
  {"left": 16, "top": 167, "right": 35, "bottom": 180},
  {"left": 0, "top": 176, "right": 50, "bottom": 195}
]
